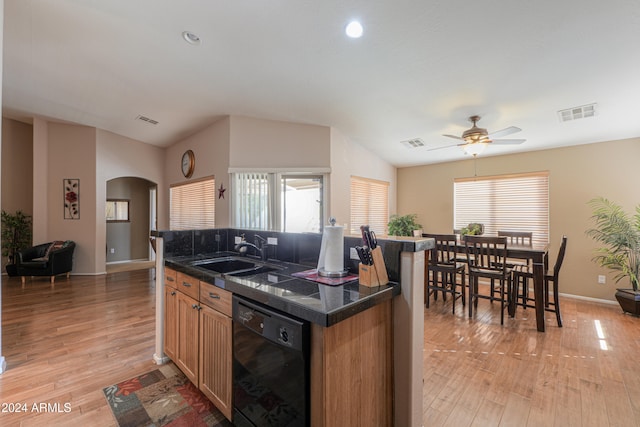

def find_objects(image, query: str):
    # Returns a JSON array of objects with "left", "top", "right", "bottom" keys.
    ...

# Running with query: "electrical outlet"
[
  {"left": 234, "top": 236, "right": 243, "bottom": 244},
  {"left": 598, "top": 275, "right": 606, "bottom": 284},
  {"left": 267, "top": 237, "right": 278, "bottom": 245},
  {"left": 110, "top": 248, "right": 115, "bottom": 254},
  {"left": 350, "top": 247, "right": 359, "bottom": 260},
  {"left": 215, "top": 234, "right": 221, "bottom": 242}
]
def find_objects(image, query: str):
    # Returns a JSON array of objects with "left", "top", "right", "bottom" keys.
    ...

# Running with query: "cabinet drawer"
[
  {"left": 164, "top": 267, "right": 177, "bottom": 288},
  {"left": 200, "top": 281, "right": 232, "bottom": 317},
  {"left": 176, "top": 272, "right": 200, "bottom": 300}
]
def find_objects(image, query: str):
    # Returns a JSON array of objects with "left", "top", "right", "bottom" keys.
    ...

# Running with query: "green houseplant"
[
  {"left": 387, "top": 214, "right": 422, "bottom": 237},
  {"left": 1, "top": 210, "right": 33, "bottom": 276},
  {"left": 586, "top": 197, "right": 640, "bottom": 315}
]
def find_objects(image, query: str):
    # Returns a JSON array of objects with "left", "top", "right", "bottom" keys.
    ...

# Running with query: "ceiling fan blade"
[
  {"left": 427, "top": 143, "right": 464, "bottom": 152},
  {"left": 443, "top": 134, "right": 464, "bottom": 141},
  {"left": 491, "top": 138, "right": 526, "bottom": 145},
  {"left": 487, "top": 126, "right": 521, "bottom": 139}
]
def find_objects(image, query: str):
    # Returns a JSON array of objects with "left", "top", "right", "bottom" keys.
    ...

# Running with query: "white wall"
[
  {"left": 97, "top": 129, "right": 165, "bottom": 272},
  {"left": 164, "top": 117, "right": 231, "bottom": 228},
  {"left": 329, "top": 127, "right": 397, "bottom": 234}
]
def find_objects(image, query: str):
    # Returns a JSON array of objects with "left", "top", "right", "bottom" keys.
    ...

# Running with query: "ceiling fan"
[{"left": 431, "top": 115, "right": 526, "bottom": 156}]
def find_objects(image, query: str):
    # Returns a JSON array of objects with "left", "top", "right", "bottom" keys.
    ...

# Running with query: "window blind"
[
  {"left": 454, "top": 172, "right": 549, "bottom": 246},
  {"left": 350, "top": 176, "right": 389, "bottom": 235},
  {"left": 170, "top": 177, "right": 215, "bottom": 230},
  {"left": 233, "top": 172, "right": 275, "bottom": 230}
]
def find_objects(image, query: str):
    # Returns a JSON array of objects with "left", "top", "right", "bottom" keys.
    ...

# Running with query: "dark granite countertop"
[{"left": 164, "top": 252, "right": 400, "bottom": 327}]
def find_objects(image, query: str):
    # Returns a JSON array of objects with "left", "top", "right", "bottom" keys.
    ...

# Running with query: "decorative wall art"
[{"left": 64, "top": 179, "right": 80, "bottom": 219}]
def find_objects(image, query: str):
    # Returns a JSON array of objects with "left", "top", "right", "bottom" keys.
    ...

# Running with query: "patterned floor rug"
[{"left": 103, "top": 363, "right": 233, "bottom": 427}]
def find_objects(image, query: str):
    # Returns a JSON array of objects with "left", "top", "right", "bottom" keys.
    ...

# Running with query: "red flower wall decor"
[{"left": 64, "top": 179, "right": 80, "bottom": 219}]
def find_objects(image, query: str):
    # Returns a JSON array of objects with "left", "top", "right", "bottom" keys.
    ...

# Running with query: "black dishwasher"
[{"left": 232, "top": 295, "right": 310, "bottom": 427}]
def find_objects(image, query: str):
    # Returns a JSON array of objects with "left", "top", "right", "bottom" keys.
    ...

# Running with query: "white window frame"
[{"left": 230, "top": 168, "right": 329, "bottom": 232}]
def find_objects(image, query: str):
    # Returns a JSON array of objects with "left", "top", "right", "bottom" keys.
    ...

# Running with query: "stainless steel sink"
[{"left": 191, "top": 256, "right": 283, "bottom": 277}]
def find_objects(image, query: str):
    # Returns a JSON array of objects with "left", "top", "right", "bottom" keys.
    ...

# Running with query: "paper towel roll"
[{"left": 319, "top": 225, "right": 344, "bottom": 273}]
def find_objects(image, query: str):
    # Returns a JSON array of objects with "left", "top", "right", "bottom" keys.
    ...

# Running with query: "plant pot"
[
  {"left": 5, "top": 263, "right": 17, "bottom": 277},
  {"left": 615, "top": 288, "right": 640, "bottom": 316}
]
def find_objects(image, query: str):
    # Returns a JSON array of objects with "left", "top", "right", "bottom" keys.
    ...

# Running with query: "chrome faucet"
[{"left": 235, "top": 234, "right": 269, "bottom": 261}]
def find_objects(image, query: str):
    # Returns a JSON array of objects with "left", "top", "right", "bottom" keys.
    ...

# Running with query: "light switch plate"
[
  {"left": 350, "top": 247, "right": 359, "bottom": 260},
  {"left": 234, "top": 236, "right": 243, "bottom": 244},
  {"left": 267, "top": 237, "right": 278, "bottom": 245}
]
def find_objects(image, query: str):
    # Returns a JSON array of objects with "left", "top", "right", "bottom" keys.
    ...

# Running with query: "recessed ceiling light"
[
  {"left": 182, "top": 31, "right": 201, "bottom": 45},
  {"left": 345, "top": 21, "right": 363, "bottom": 38}
]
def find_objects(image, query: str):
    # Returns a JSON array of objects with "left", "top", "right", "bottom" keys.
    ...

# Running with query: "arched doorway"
[{"left": 105, "top": 177, "right": 157, "bottom": 266}]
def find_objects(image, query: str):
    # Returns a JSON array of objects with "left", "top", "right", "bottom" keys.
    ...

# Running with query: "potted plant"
[
  {"left": 387, "top": 214, "right": 422, "bottom": 237},
  {"left": 460, "top": 223, "right": 484, "bottom": 237},
  {"left": 1, "top": 210, "right": 33, "bottom": 276},
  {"left": 586, "top": 197, "right": 640, "bottom": 316}
]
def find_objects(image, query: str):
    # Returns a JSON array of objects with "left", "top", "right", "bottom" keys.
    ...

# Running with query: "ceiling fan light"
[{"left": 463, "top": 142, "right": 487, "bottom": 156}]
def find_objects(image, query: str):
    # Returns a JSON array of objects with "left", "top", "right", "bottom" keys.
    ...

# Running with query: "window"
[
  {"left": 454, "top": 172, "right": 549, "bottom": 246},
  {"left": 170, "top": 176, "right": 215, "bottom": 230},
  {"left": 231, "top": 171, "right": 325, "bottom": 232},
  {"left": 350, "top": 176, "right": 389, "bottom": 235},
  {"left": 106, "top": 199, "right": 129, "bottom": 222}
]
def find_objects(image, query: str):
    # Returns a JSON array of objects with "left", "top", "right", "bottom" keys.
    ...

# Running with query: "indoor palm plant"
[
  {"left": 387, "top": 214, "right": 422, "bottom": 237},
  {"left": 1, "top": 209, "right": 33, "bottom": 276},
  {"left": 586, "top": 197, "right": 640, "bottom": 315}
]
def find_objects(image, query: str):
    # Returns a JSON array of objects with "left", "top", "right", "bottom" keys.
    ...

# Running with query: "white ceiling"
[{"left": 3, "top": 0, "right": 640, "bottom": 167}]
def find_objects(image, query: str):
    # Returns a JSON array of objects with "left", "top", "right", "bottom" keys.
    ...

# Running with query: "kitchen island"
[{"left": 152, "top": 228, "right": 431, "bottom": 427}]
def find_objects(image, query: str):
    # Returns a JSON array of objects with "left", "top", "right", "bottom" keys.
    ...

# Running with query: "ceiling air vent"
[
  {"left": 558, "top": 103, "right": 597, "bottom": 122},
  {"left": 135, "top": 115, "right": 159, "bottom": 125},
  {"left": 400, "top": 138, "right": 425, "bottom": 149}
]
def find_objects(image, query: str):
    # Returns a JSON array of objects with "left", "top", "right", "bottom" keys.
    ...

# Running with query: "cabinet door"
[
  {"left": 199, "top": 305, "right": 233, "bottom": 421},
  {"left": 176, "top": 292, "right": 200, "bottom": 384},
  {"left": 164, "top": 285, "right": 178, "bottom": 361}
]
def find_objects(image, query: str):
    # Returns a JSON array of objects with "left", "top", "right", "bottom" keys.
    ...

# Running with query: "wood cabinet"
[
  {"left": 199, "top": 302, "right": 233, "bottom": 420},
  {"left": 176, "top": 291, "right": 200, "bottom": 384},
  {"left": 164, "top": 268, "right": 178, "bottom": 361},
  {"left": 163, "top": 268, "right": 232, "bottom": 421}
]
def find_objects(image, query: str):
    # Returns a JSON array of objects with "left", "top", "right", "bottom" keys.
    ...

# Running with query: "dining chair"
[
  {"left": 464, "top": 235, "right": 512, "bottom": 325},
  {"left": 424, "top": 233, "right": 466, "bottom": 314},
  {"left": 497, "top": 230, "right": 533, "bottom": 272},
  {"left": 512, "top": 236, "right": 567, "bottom": 327}
]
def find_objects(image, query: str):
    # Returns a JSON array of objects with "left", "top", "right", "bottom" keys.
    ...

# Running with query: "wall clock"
[{"left": 181, "top": 149, "right": 195, "bottom": 178}]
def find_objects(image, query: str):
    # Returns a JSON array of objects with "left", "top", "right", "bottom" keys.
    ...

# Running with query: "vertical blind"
[
  {"left": 170, "top": 177, "right": 215, "bottom": 230},
  {"left": 233, "top": 172, "right": 275, "bottom": 230},
  {"left": 350, "top": 176, "right": 389, "bottom": 235},
  {"left": 454, "top": 172, "right": 549, "bottom": 246}
]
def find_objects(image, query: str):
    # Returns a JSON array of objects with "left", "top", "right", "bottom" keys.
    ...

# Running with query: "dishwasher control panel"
[{"left": 233, "top": 296, "right": 308, "bottom": 351}]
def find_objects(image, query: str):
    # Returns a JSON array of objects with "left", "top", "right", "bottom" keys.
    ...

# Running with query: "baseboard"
[{"left": 559, "top": 292, "right": 618, "bottom": 305}]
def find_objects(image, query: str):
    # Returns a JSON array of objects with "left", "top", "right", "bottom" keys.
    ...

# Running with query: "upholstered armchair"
[{"left": 16, "top": 240, "right": 75, "bottom": 285}]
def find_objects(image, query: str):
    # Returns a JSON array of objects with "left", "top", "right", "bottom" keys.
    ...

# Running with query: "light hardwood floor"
[
  {"left": 2, "top": 269, "right": 639, "bottom": 426},
  {"left": 424, "top": 291, "right": 640, "bottom": 427},
  {"left": 0, "top": 269, "right": 157, "bottom": 427}
]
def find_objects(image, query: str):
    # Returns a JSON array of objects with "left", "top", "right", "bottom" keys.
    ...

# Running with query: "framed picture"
[{"left": 64, "top": 179, "right": 80, "bottom": 219}]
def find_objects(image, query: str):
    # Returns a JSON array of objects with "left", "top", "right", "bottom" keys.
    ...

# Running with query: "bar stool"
[
  {"left": 512, "top": 236, "right": 567, "bottom": 327},
  {"left": 464, "top": 235, "right": 512, "bottom": 325},
  {"left": 424, "top": 233, "right": 466, "bottom": 314}
]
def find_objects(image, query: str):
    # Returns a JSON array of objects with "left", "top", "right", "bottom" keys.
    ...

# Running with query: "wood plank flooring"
[
  {"left": 2, "top": 269, "right": 639, "bottom": 426},
  {"left": 424, "top": 292, "right": 640, "bottom": 427},
  {"left": 0, "top": 270, "right": 157, "bottom": 426}
]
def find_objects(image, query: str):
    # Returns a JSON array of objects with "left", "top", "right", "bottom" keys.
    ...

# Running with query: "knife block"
[{"left": 359, "top": 247, "right": 389, "bottom": 287}]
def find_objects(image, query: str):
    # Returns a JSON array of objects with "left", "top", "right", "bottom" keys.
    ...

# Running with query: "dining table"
[{"left": 426, "top": 237, "right": 550, "bottom": 332}]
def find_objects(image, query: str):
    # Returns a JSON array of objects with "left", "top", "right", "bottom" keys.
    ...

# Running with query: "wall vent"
[
  {"left": 400, "top": 138, "right": 425, "bottom": 149},
  {"left": 558, "top": 103, "right": 597, "bottom": 122},
  {"left": 136, "top": 115, "right": 159, "bottom": 125}
]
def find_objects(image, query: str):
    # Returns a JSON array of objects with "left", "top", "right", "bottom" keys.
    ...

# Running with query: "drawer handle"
[
  {"left": 209, "top": 293, "right": 221, "bottom": 299},
  {"left": 182, "top": 282, "right": 192, "bottom": 288},
  {"left": 166, "top": 276, "right": 175, "bottom": 282}
]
